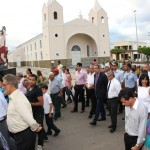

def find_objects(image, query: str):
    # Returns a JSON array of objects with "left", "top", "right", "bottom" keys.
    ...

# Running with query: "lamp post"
[{"left": 133, "top": 10, "right": 139, "bottom": 61}]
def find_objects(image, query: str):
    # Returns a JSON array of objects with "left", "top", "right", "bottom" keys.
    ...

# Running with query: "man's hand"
[
  {"left": 35, "top": 125, "right": 42, "bottom": 132},
  {"left": 49, "top": 113, "right": 52, "bottom": 118},
  {"left": 131, "top": 145, "right": 140, "bottom": 150}
]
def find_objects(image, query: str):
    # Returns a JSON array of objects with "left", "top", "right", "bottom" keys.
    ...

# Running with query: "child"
[{"left": 41, "top": 84, "right": 61, "bottom": 136}]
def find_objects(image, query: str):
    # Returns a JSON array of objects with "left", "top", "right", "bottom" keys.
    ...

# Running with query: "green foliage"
[
  {"left": 110, "top": 48, "right": 125, "bottom": 54},
  {"left": 138, "top": 47, "right": 150, "bottom": 61}
]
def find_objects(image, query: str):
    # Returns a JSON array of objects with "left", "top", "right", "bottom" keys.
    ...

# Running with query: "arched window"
[
  {"left": 101, "top": 16, "right": 104, "bottom": 23},
  {"left": 54, "top": 11, "right": 57, "bottom": 19},
  {"left": 92, "top": 17, "right": 94, "bottom": 23},
  {"left": 71, "top": 45, "right": 81, "bottom": 51}
]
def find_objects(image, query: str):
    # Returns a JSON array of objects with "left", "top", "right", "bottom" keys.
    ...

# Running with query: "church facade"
[{"left": 8, "top": 0, "right": 110, "bottom": 68}]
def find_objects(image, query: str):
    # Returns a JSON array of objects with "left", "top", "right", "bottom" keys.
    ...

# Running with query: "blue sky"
[{"left": 0, "top": 0, "right": 150, "bottom": 51}]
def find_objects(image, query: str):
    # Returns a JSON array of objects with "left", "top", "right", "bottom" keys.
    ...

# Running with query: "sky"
[{"left": 0, "top": 0, "right": 150, "bottom": 51}]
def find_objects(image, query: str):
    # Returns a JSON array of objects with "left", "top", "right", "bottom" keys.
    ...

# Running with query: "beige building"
[
  {"left": 112, "top": 41, "right": 147, "bottom": 62},
  {"left": 8, "top": 0, "right": 110, "bottom": 68}
]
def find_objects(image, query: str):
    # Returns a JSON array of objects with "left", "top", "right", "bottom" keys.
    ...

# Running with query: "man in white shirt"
[
  {"left": 85, "top": 65, "right": 96, "bottom": 118},
  {"left": 119, "top": 88, "right": 148, "bottom": 150},
  {"left": 57, "top": 60, "right": 63, "bottom": 74},
  {"left": 2, "top": 74, "right": 42, "bottom": 150},
  {"left": 107, "top": 71, "right": 121, "bottom": 133}
]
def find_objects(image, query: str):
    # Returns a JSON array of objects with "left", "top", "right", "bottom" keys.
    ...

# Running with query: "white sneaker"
[{"left": 37, "top": 145, "right": 43, "bottom": 150}]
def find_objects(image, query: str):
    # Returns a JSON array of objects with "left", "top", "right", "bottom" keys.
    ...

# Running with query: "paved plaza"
[{"left": 16, "top": 67, "right": 125, "bottom": 150}]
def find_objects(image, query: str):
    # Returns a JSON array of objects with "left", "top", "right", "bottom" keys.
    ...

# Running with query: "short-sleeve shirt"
[
  {"left": 26, "top": 85, "right": 44, "bottom": 116},
  {"left": 49, "top": 78, "right": 63, "bottom": 94},
  {"left": 123, "top": 71, "right": 138, "bottom": 88}
]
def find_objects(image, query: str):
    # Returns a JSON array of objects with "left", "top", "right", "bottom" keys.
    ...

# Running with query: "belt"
[
  {"left": 108, "top": 97, "right": 118, "bottom": 100},
  {"left": 0, "top": 116, "right": 6, "bottom": 122},
  {"left": 11, "top": 127, "right": 30, "bottom": 136}
]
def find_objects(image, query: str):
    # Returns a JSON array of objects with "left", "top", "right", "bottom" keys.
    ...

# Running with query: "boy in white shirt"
[{"left": 41, "top": 84, "right": 61, "bottom": 136}]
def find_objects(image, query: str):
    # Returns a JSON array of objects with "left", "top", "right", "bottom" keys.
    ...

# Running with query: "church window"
[
  {"left": 103, "top": 35, "right": 105, "bottom": 37},
  {"left": 44, "top": 13, "right": 46, "bottom": 21},
  {"left": 92, "top": 17, "right": 94, "bottom": 23},
  {"left": 41, "top": 51, "right": 43, "bottom": 60},
  {"left": 72, "top": 45, "right": 81, "bottom": 51},
  {"left": 35, "top": 42, "right": 36, "bottom": 50},
  {"left": 35, "top": 52, "right": 37, "bottom": 60},
  {"left": 101, "top": 16, "right": 104, "bottom": 23},
  {"left": 55, "top": 34, "right": 58, "bottom": 37},
  {"left": 54, "top": 12, "right": 58, "bottom": 19},
  {"left": 40, "top": 40, "right": 42, "bottom": 48},
  {"left": 87, "top": 45, "right": 90, "bottom": 57}
]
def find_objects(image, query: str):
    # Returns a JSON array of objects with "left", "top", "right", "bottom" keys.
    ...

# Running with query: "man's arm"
[{"left": 31, "top": 96, "right": 43, "bottom": 106}]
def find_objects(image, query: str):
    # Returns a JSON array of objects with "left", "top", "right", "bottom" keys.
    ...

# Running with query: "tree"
[
  {"left": 110, "top": 48, "right": 125, "bottom": 60},
  {"left": 138, "top": 47, "right": 150, "bottom": 61}
]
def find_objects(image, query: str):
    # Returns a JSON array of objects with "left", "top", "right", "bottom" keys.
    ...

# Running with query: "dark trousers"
[
  {"left": 12, "top": 128, "right": 36, "bottom": 150},
  {"left": 74, "top": 85, "right": 85, "bottom": 111},
  {"left": 34, "top": 113, "right": 47, "bottom": 146},
  {"left": 66, "top": 87, "right": 74, "bottom": 100},
  {"left": 50, "top": 93, "right": 61, "bottom": 118},
  {"left": 61, "top": 87, "right": 66, "bottom": 106},
  {"left": 85, "top": 88, "right": 90, "bottom": 106},
  {"left": 108, "top": 97, "right": 118, "bottom": 129},
  {"left": 45, "top": 114, "right": 58, "bottom": 133},
  {"left": 124, "top": 132, "right": 142, "bottom": 150},
  {"left": 94, "top": 100, "right": 106, "bottom": 121},
  {"left": 0, "top": 119, "right": 10, "bottom": 149},
  {"left": 88, "top": 89, "right": 97, "bottom": 116}
]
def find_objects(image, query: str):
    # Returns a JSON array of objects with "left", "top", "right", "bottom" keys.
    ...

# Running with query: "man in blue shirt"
[
  {"left": 49, "top": 72, "right": 63, "bottom": 120},
  {"left": 0, "top": 90, "right": 10, "bottom": 149},
  {"left": 123, "top": 63, "right": 138, "bottom": 93}
]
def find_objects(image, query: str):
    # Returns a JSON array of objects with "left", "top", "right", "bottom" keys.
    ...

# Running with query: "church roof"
[{"left": 93, "top": 0, "right": 101, "bottom": 11}]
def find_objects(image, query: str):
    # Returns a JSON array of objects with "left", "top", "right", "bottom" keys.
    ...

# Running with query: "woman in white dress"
[{"left": 138, "top": 73, "right": 150, "bottom": 113}]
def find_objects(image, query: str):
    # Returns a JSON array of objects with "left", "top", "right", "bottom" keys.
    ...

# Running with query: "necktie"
[{"left": 107, "top": 81, "right": 111, "bottom": 98}]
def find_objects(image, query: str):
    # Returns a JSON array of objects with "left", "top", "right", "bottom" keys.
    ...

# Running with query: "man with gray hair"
[
  {"left": 107, "top": 71, "right": 121, "bottom": 133},
  {"left": 2, "top": 74, "right": 42, "bottom": 150}
]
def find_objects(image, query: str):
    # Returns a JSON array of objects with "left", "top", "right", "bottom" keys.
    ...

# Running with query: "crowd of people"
[{"left": 0, "top": 60, "right": 150, "bottom": 150}]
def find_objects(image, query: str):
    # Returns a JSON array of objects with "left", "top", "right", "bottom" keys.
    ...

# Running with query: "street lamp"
[{"left": 133, "top": 10, "right": 139, "bottom": 61}]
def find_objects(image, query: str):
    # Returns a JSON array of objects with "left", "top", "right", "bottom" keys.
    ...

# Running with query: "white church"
[{"left": 8, "top": 0, "right": 110, "bottom": 68}]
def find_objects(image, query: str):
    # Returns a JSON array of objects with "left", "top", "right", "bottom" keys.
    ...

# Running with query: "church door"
[{"left": 71, "top": 45, "right": 81, "bottom": 65}]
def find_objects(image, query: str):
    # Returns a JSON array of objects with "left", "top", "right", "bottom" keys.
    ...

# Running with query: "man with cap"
[
  {"left": 16, "top": 72, "right": 26, "bottom": 94},
  {"left": 49, "top": 72, "right": 64, "bottom": 120},
  {"left": 53, "top": 68, "right": 66, "bottom": 108}
]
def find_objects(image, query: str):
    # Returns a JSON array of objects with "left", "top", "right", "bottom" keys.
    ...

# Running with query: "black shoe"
[
  {"left": 71, "top": 110, "right": 78, "bottom": 113},
  {"left": 110, "top": 128, "right": 116, "bottom": 133},
  {"left": 122, "top": 117, "right": 125, "bottom": 120},
  {"left": 53, "top": 129, "right": 61, "bottom": 137},
  {"left": 88, "top": 114, "right": 92, "bottom": 119},
  {"left": 80, "top": 109, "right": 85, "bottom": 113},
  {"left": 61, "top": 104, "right": 67, "bottom": 108},
  {"left": 43, "top": 136, "right": 49, "bottom": 142},
  {"left": 90, "top": 121, "right": 96, "bottom": 126},
  {"left": 108, "top": 125, "right": 112, "bottom": 128},
  {"left": 53, "top": 116, "right": 58, "bottom": 120},
  {"left": 47, "top": 131, "right": 52, "bottom": 135},
  {"left": 98, "top": 118, "right": 106, "bottom": 121}
]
